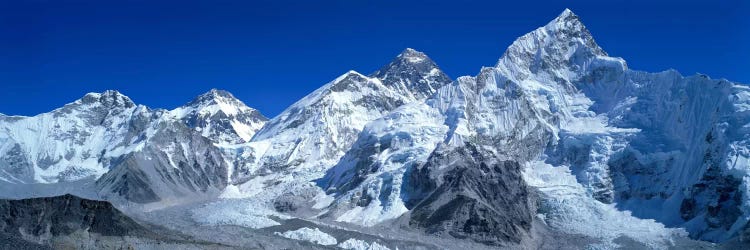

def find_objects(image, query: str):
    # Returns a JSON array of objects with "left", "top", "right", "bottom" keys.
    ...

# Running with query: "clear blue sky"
[{"left": 1, "top": 0, "right": 748, "bottom": 117}]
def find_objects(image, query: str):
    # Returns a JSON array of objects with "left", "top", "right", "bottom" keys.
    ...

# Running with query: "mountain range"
[{"left": 1, "top": 9, "right": 749, "bottom": 249}]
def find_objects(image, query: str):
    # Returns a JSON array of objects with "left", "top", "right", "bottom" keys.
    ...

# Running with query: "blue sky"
[{"left": 1, "top": 0, "right": 748, "bottom": 117}]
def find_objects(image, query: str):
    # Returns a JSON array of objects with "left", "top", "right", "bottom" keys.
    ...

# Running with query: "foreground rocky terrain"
[
  {"left": 0, "top": 195, "right": 235, "bottom": 249},
  {"left": 2, "top": 9, "right": 750, "bottom": 249}
]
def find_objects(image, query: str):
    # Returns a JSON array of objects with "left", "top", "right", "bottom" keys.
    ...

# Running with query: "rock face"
[
  {"left": 95, "top": 119, "right": 230, "bottom": 203},
  {"left": 0, "top": 194, "right": 238, "bottom": 249},
  {"left": 0, "top": 194, "right": 151, "bottom": 244},
  {"left": 405, "top": 143, "right": 535, "bottom": 245}
]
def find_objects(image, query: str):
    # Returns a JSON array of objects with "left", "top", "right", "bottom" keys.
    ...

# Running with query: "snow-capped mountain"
[
  {"left": 171, "top": 89, "right": 267, "bottom": 145},
  {"left": 373, "top": 48, "right": 452, "bottom": 100},
  {"left": 314, "top": 8, "right": 750, "bottom": 246},
  {"left": 231, "top": 49, "right": 451, "bottom": 181},
  {"left": 1, "top": 8, "right": 749, "bottom": 249},
  {"left": 0, "top": 90, "right": 140, "bottom": 185},
  {"left": 0, "top": 89, "right": 263, "bottom": 204}
]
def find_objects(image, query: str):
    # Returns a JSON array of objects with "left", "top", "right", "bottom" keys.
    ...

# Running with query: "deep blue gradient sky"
[{"left": 2, "top": 0, "right": 748, "bottom": 117}]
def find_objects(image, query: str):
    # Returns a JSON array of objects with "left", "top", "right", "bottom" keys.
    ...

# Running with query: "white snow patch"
[
  {"left": 338, "top": 238, "right": 391, "bottom": 250},
  {"left": 274, "top": 227, "right": 337, "bottom": 246},
  {"left": 191, "top": 199, "right": 282, "bottom": 229}
]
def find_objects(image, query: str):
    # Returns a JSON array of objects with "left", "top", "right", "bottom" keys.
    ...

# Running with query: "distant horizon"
[{"left": 2, "top": 0, "right": 748, "bottom": 117}]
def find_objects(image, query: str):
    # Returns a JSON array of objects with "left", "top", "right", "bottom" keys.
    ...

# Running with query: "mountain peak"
[
  {"left": 174, "top": 89, "right": 267, "bottom": 144},
  {"left": 543, "top": 8, "right": 604, "bottom": 55},
  {"left": 206, "top": 88, "right": 235, "bottom": 98},
  {"left": 371, "top": 48, "right": 452, "bottom": 100},
  {"left": 557, "top": 8, "right": 576, "bottom": 20},
  {"left": 79, "top": 90, "right": 135, "bottom": 108},
  {"left": 186, "top": 89, "right": 243, "bottom": 107},
  {"left": 202, "top": 88, "right": 236, "bottom": 100},
  {"left": 397, "top": 48, "right": 429, "bottom": 63},
  {"left": 177, "top": 89, "right": 267, "bottom": 121},
  {"left": 496, "top": 8, "right": 610, "bottom": 78}
]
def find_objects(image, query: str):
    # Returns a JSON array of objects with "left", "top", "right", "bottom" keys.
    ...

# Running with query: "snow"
[
  {"left": 338, "top": 238, "right": 391, "bottom": 250},
  {"left": 523, "top": 160, "right": 687, "bottom": 249},
  {"left": 273, "top": 227, "right": 337, "bottom": 246},
  {"left": 169, "top": 89, "right": 266, "bottom": 145},
  {"left": 323, "top": 101, "right": 450, "bottom": 226},
  {"left": 0, "top": 91, "right": 141, "bottom": 185},
  {"left": 191, "top": 199, "right": 283, "bottom": 229}
]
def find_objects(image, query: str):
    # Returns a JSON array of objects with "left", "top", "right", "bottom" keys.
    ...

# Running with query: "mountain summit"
[
  {"left": 372, "top": 48, "right": 451, "bottom": 100},
  {"left": 172, "top": 89, "right": 267, "bottom": 144},
  {"left": 497, "top": 8, "right": 619, "bottom": 84}
]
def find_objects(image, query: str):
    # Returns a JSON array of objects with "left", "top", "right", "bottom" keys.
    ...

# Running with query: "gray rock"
[{"left": 403, "top": 143, "right": 536, "bottom": 245}]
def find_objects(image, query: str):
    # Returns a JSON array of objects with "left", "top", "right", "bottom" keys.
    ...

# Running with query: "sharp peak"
[
  {"left": 559, "top": 8, "right": 576, "bottom": 18},
  {"left": 394, "top": 47, "right": 433, "bottom": 63},
  {"left": 370, "top": 48, "right": 441, "bottom": 78},
  {"left": 497, "top": 8, "right": 607, "bottom": 68},
  {"left": 545, "top": 8, "right": 586, "bottom": 28},
  {"left": 333, "top": 70, "right": 369, "bottom": 82},
  {"left": 185, "top": 88, "right": 247, "bottom": 107},
  {"left": 399, "top": 48, "right": 426, "bottom": 57}
]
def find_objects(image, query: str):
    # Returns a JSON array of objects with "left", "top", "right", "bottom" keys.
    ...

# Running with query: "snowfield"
[
  {"left": 338, "top": 238, "right": 392, "bottom": 250},
  {"left": 274, "top": 227, "right": 338, "bottom": 246}
]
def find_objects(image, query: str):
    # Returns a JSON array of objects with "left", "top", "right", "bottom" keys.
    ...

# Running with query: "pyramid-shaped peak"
[
  {"left": 546, "top": 8, "right": 606, "bottom": 56},
  {"left": 187, "top": 88, "right": 243, "bottom": 106},
  {"left": 371, "top": 48, "right": 451, "bottom": 100},
  {"left": 546, "top": 8, "right": 586, "bottom": 31},
  {"left": 396, "top": 48, "right": 431, "bottom": 63},
  {"left": 497, "top": 9, "right": 608, "bottom": 70},
  {"left": 375, "top": 48, "right": 439, "bottom": 75},
  {"left": 558, "top": 8, "right": 576, "bottom": 19}
]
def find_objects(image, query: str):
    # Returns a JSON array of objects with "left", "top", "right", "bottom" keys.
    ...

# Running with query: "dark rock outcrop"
[
  {"left": 0, "top": 194, "right": 151, "bottom": 243},
  {"left": 402, "top": 143, "right": 536, "bottom": 245}
]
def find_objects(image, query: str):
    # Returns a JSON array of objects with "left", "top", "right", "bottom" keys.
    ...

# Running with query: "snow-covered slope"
[
  {"left": 198, "top": 50, "right": 453, "bottom": 237},
  {"left": 0, "top": 90, "right": 140, "bottom": 184}
]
